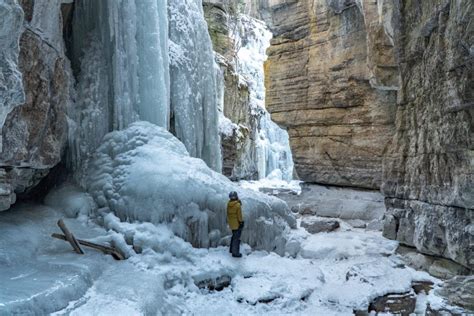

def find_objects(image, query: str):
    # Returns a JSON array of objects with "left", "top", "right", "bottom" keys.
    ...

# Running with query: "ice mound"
[{"left": 84, "top": 121, "right": 296, "bottom": 254}]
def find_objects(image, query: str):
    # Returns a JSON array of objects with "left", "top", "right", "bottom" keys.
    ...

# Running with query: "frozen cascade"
[
  {"left": 69, "top": 0, "right": 169, "bottom": 172},
  {"left": 234, "top": 15, "right": 294, "bottom": 181},
  {"left": 256, "top": 112, "right": 294, "bottom": 180},
  {"left": 168, "top": 0, "right": 222, "bottom": 172},
  {"left": 69, "top": 0, "right": 222, "bottom": 173}
]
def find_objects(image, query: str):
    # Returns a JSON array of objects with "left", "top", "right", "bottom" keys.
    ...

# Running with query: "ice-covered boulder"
[
  {"left": 84, "top": 122, "right": 296, "bottom": 254},
  {"left": 301, "top": 217, "right": 340, "bottom": 234}
]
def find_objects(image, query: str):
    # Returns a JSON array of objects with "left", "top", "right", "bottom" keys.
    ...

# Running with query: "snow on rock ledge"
[{"left": 84, "top": 121, "right": 296, "bottom": 254}]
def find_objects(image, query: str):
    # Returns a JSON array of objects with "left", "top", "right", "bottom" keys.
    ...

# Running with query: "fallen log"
[
  {"left": 52, "top": 233, "right": 125, "bottom": 260},
  {"left": 57, "top": 219, "right": 84, "bottom": 255}
]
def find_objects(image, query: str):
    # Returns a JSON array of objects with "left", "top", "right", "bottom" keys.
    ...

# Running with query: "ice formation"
[
  {"left": 256, "top": 111, "right": 294, "bottom": 180},
  {"left": 69, "top": 0, "right": 168, "bottom": 171},
  {"left": 68, "top": 0, "right": 221, "bottom": 173},
  {"left": 228, "top": 14, "right": 294, "bottom": 181},
  {"left": 168, "top": 0, "right": 222, "bottom": 172},
  {"left": 84, "top": 121, "right": 295, "bottom": 253}
]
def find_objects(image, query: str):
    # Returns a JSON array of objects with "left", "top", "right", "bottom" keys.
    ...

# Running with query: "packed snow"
[
  {"left": 1, "top": 1, "right": 468, "bottom": 315},
  {"left": 1, "top": 121, "right": 455, "bottom": 315}
]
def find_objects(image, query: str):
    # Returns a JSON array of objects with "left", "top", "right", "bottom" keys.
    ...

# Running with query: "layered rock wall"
[
  {"left": 382, "top": 0, "right": 473, "bottom": 269},
  {"left": 265, "top": 0, "right": 398, "bottom": 189},
  {"left": 264, "top": 0, "right": 473, "bottom": 269}
]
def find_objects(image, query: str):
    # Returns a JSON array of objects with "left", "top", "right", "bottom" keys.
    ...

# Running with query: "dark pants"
[{"left": 229, "top": 228, "right": 242, "bottom": 256}]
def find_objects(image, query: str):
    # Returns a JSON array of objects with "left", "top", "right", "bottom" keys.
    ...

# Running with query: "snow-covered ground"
[{"left": 2, "top": 197, "right": 455, "bottom": 315}]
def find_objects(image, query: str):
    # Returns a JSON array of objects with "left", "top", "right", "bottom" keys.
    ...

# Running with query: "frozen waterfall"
[
  {"left": 235, "top": 15, "right": 294, "bottom": 181},
  {"left": 68, "top": 0, "right": 221, "bottom": 173},
  {"left": 69, "top": 0, "right": 169, "bottom": 172},
  {"left": 168, "top": 0, "right": 222, "bottom": 173}
]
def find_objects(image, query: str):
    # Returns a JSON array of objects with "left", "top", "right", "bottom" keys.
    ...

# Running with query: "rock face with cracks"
[
  {"left": 84, "top": 122, "right": 296, "bottom": 254},
  {"left": 381, "top": 0, "right": 473, "bottom": 270},
  {"left": 263, "top": 0, "right": 473, "bottom": 269},
  {"left": 264, "top": 0, "right": 398, "bottom": 189},
  {"left": 0, "top": 0, "right": 71, "bottom": 211}
]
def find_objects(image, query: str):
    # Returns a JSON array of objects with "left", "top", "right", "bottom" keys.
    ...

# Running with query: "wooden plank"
[
  {"left": 52, "top": 233, "right": 125, "bottom": 260},
  {"left": 57, "top": 219, "right": 84, "bottom": 254}
]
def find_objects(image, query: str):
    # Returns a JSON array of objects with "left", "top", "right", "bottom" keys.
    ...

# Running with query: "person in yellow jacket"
[{"left": 227, "top": 191, "right": 244, "bottom": 257}]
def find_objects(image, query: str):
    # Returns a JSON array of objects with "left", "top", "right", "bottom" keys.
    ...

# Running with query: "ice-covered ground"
[
  {"left": 2, "top": 198, "right": 454, "bottom": 315},
  {"left": 239, "top": 169, "right": 302, "bottom": 195}
]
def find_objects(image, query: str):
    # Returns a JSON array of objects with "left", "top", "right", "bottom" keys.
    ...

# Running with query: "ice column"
[
  {"left": 168, "top": 0, "right": 222, "bottom": 173},
  {"left": 69, "top": 0, "right": 170, "bottom": 170}
]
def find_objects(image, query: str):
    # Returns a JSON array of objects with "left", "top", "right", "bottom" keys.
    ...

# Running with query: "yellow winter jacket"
[{"left": 227, "top": 200, "right": 243, "bottom": 230}]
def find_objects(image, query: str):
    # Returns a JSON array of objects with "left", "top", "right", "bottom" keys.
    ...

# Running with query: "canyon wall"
[
  {"left": 264, "top": 0, "right": 472, "bottom": 268},
  {"left": 264, "top": 0, "right": 398, "bottom": 189},
  {"left": 0, "top": 0, "right": 71, "bottom": 211},
  {"left": 381, "top": 0, "right": 473, "bottom": 269}
]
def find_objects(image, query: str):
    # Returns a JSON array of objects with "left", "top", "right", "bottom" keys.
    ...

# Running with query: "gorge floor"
[{"left": 0, "top": 189, "right": 463, "bottom": 315}]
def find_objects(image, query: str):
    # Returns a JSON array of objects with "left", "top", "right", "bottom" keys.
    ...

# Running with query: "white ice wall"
[
  {"left": 69, "top": 0, "right": 169, "bottom": 172},
  {"left": 69, "top": 0, "right": 222, "bottom": 173},
  {"left": 168, "top": 0, "right": 222, "bottom": 173}
]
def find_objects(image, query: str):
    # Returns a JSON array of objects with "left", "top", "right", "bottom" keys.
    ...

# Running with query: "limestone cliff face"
[
  {"left": 382, "top": 0, "right": 473, "bottom": 269},
  {"left": 264, "top": 0, "right": 398, "bottom": 189},
  {"left": 264, "top": 0, "right": 473, "bottom": 269},
  {"left": 0, "top": 0, "right": 71, "bottom": 210}
]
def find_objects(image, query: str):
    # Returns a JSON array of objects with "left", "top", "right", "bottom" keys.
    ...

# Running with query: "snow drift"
[{"left": 83, "top": 122, "right": 296, "bottom": 254}]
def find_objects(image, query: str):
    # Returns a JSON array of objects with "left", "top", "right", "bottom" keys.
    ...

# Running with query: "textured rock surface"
[
  {"left": 0, "top": 0, "right": 70, "bottom": 211},
  {"left": 0, "top": 0, "right": 24, "bottom": 146},
  {"left": 398, "top": 245, "right": 470, "bottom": 280},
  {"left": 381, "top": 0, "right": 473, "bottom": 269},
  {"left": 368, "top": 291, "right": 416, "bottom": 315},
  {"left": 436, "top": 276, "right": 474, "bottom": 311},
  {"left": 264, "top": 0, "right": 398, "bottom": 189},
  {"left": 300, "top": 217, "right": 340, "bottom": 234}
]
